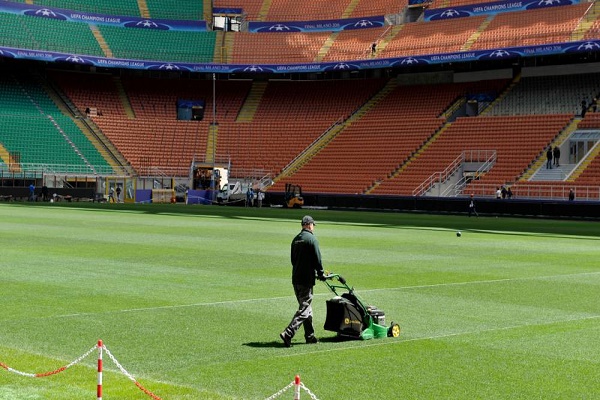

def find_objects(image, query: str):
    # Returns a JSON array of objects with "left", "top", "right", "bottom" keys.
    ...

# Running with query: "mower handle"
[{"left": 323, "top": 273, "right": 346, "bottom": 285}]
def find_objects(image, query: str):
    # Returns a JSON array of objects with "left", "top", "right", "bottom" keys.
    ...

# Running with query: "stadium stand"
[
  {"left": 428, "top": 0, "right": 495, "bottom": 9},
  {"left": 0, "top": 0, "right": 599, "bottom": 203},
  {"left": 373, "top": 114, "right": 572, "bottom": 196},
  {"left": 0, "top": 73, "right": 112, "bottom": 173},
  {"left": 272, "top": 80, "right": 509, "bottom": 194},
  {"left": 350, "top": 0, "right": 408, "bottom": 18},
  {"left": 215, "top": 0, "right": 406, "bottom": 22},
  {"left": 378, "top": 16, "right": 487, "bottom": 58},
  {"left": 230, "top": 32, "right": 330, "bottom": 64},
  {"left": 486, "top": 73, "right": 600, "bottom": 116},
  {"left": 48, "top": 72, "right": 248, "bottom": 175},
  {"left": 31, "top": 0, "right": 141, "bottom": 18},
  {"left": 0, "top": 13, "right": 104, "bottom": 56},
  {"left": 215, "top": 79, "right": 388, "bottom": 175},
  {"left": 321, "top": 26, "right": 389, "bottom": 62},
  {"left": 213, "top": 0, "right": 265, "bottom": 21},
  {"left": 265, "top": 0, "right": 351, "bottom": 21},
  {"left": 97, "top": 26, "right": 217, "bottom": 63},
  {"left": 144, "top": 0, "right": 204, "bottom": 21},
  {"left": 470, "top": 3, "right": 591, "bottom": 50}
]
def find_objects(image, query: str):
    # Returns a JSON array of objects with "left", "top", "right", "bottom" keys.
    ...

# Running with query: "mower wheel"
[{"left": 388, "top": 323, "right": 401, "bottom": 338}]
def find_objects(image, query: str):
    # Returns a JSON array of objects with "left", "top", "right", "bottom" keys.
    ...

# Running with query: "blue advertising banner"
[
  {"left": 424, "top": 0, "right": 580, "bottom": 21},
  {"left": 1, "top": 40, "right": 598, "bottom": 74},
  {"left": 213, "top": 7, "right": 243, "bottom": 15},
  {"left": 248, "top": 16, "right": 385, "bottom": 33},
  {"left": 0, "top": 0, "right": 206, "bottom": 31}
]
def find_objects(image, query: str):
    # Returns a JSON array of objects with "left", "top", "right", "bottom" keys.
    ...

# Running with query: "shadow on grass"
[{"left": 243, "top": 336, "right": 351, "bottom": 348}]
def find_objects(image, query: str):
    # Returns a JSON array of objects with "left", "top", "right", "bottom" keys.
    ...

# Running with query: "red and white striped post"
[
  {"left": 97, "top": 340, "right": 103, "bottom": 400},
  {"left": 294, "top": 375, "right": 301, "bottom": 400}
]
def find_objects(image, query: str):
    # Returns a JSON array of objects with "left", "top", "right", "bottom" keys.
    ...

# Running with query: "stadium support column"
[{"left": 211, "top": 73, "right": 217, "bottom": 196}]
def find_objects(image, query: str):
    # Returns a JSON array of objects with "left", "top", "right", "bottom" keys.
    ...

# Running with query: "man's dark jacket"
[{"left": 291, "top": 228, "right": 324, "bottom": 286}]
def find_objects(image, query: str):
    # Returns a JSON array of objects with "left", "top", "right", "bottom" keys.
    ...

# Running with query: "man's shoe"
[
  {"left": 305, "top": 336, "right": 318, "bottom": 344},
  {"left": 280, "top": 332, "right": 291, "bottom": 347}
]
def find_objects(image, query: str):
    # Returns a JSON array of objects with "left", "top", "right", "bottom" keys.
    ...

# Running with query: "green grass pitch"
[{"left": 0, "top": 202, "right": 599, "bottom": 399}]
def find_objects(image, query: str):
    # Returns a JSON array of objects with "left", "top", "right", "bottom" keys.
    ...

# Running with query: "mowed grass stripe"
[{"left": 1, "top": 204, "right": 600, "bottom": 399}]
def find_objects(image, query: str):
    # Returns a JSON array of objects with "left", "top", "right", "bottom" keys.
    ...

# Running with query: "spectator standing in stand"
[{"left": 553, "top": 146, "right": 560, "bottom": 167}]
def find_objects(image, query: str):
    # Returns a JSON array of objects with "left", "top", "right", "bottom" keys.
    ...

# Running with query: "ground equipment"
[
  {"left": 322, "top": 274, "right": 400, "bottom": 340},
  {"left": 284, "top": 183, "right": 304, "bottom": 208}
]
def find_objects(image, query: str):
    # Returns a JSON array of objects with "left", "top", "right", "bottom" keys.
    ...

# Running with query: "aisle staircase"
[
  {"left": 36, "top": 72, "right": 130, "bottom": 174},
  {"left": 341, "top": 0, "right": 361, "bottom": 19},
  {"left": 275, "top": 78, "right": 400, "bottom": 181},
  {"left": 112, "top": 77, "right": 136, "bottom": 119},
  {"left": 366, "top": 122, "right": 452, "bottom": 194},
  {"left": 203, "top": 0, "right": 212, "bottom": 21},
  {"left": 257, "top": 0, "right": 273, "bottom": 21},
  {"left": 205, "top": 124, "right": 218, "bottom": 163},
  {"left": 479, "top": 73, "right": 521, "bottom": 116},
  {"left": 236, "top": 81, "right": 267, "bottom": 123},
  {"left": 374, "top": 24, "right": 405, "bottom": 55},
  {"left": 89, "top": 25, "right": 113, "bottom": 58},
  {"left": 0, "top": 144, "right": 21, "bottom": 172},
  {"left": 571, "top": 1, "right": 600, "bottom": 41},
  {"left": 461, "top": 15, "right": 495, "bottom": 51},
  {"left": 217, "top": 31, "right": 235, "bottom": 64},
  {"left": 519, "top": 118, "right": 581, "bottom": 182},
  {"left": 137, "top": 0, "right": 151, "bottom": 19},
  {"left": 314, "top": 32, "right": 340, "bottom": 62}
]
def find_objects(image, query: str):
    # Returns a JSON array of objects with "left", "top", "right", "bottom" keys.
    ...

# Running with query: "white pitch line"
[
  {"left": 271, "top": 313, "right": 600, "bottom": 358},
  {"left": 49, "top": 270, "right": 600, "bottom": 319}
]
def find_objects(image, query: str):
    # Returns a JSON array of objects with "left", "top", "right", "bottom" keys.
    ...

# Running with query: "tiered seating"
[
  {"left": 578, "top": 112, "right": 600, "bottom": 128},
  {"left": 322, "top": 27, "right": 388, "bottom": 62},
  {"left": 372, "top": 113, "right": 570, "bottom": 196},
  {"left": 230, "top": 32, "right": 329, "bottom": 64},
  {"left": 0, "top": 13, "right": 103, "bottom": 56},
  {"left": 350, "top": 0, "right": 408, "bottom": 18},
  {"left": 145, "top": 0, "right": 204, "bottom": 21},
  {"left": 265, "top": 0, "right": 350, "bottom": 21},
  {"left": 571, "top": 153, "right": 600, "bottom": 186},
  {"left": 471, "top": 4, "right": 590, "bottom": 50},
  {"left": 121, "top": 77, "right": 250, "bottom": 122},
  {"left": 428, "top": 0, "right": 492, "bottom": 9},
  {"left": 51, "top": 72, "right": 252, "bottom": 175},
  {"left": 213, "top": 0, "right": 264, "bottom": 21},
  {"left": 98, "top": 26, "right": 216, "bottom": 63},
  {"left": 214, "top": 0, "right": 404, "bottom": 21},
  {"left": 0, "top": 74, "right": 111, "bottom": 171},
  {"left": 380, "top": 16, "right": 486, "bottom": 58},
  {"left": 487, "top": 73, "right": 600, "bottom": 116},
  {"left": 32, "top": 0, "right": 140, "bottom": 17},
  {"left": 584, "top": 10, "right": 600, "bottom": 40},
  {"left": 216, "top": 79, "right": 388, "bottom": 176},
  {"left": 273, "top": 81, "right": 508, "bottom": 194}
]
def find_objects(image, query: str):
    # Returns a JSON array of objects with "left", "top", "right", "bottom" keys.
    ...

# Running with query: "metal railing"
[
  {"left": 466, "top": 183, "right": 600, "bottom": 201},
  {"left": 442, "top": 150, "right": 497, "bottom": 197},
  {"left": 412, "top": 150, "right": 497, "bottom": 197}
]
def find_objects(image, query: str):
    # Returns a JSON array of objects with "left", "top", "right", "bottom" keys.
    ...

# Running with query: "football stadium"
[{"left": 1, "top": 0, "right": 600, "bottom": 398}]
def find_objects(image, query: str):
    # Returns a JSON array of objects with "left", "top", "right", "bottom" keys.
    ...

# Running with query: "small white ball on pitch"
[{"left": 456, "top": 231, "right": 461, "bottom": 237}]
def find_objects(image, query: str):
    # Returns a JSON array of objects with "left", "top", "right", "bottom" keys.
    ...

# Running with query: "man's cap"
[{"left": 301, "top": 215, "right": 316, "bottom": 225}]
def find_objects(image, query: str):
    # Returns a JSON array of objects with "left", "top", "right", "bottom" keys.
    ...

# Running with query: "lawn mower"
[{"left": 322, "top": 273, "right": 400, "bottom": 340}]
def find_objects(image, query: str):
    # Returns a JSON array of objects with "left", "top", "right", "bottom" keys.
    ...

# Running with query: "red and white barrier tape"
[
  {"left": 2, "top": 343, "right": 319, "bottom": 400},
  {"left": 0, "top": 344, "right": 96, "bottom": 378},
  {"left": 264, "top": 375, "right": 320, "bottom": 400},
  {"left": 102, "top": 345, "right": 161, "bottom": 400},
  {"left": 0, "top": 340, "right": 161, "bottom": 400}
]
